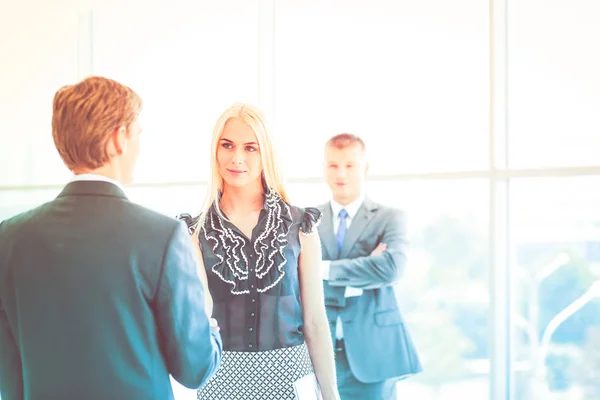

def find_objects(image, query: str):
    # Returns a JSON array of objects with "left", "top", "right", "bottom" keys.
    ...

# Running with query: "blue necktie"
[{"left": 336, "top": 208, "right": 349, "bottom": 252}]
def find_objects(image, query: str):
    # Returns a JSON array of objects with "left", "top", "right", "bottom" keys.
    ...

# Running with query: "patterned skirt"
[{"left": 197, "top": 342, "right": 314, "bottom": 400}]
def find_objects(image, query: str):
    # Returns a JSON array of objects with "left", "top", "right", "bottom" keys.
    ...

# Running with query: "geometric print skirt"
[{"left": 197, "top": 343, "right": 314, "bottom": 399}]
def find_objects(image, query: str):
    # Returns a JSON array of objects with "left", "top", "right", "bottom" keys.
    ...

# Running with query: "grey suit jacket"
[
  {"left": 0, "top": 181, "right": 222, "bottom": 400},
  {"left": 319, "top": 197, "right": 422, "bottom": 383}
]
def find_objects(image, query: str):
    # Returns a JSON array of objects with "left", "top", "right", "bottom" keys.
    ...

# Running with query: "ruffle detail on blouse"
[
  {"left": 201, "top": 191, "right": 294, "bottom": 295},
  {"left": 300, "top": 207, "right": 323, "bottom": 235}
]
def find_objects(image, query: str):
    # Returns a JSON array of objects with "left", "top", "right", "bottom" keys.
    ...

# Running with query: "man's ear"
[{"left": 107, "top": 125, "right": 128, "bottom": 157}]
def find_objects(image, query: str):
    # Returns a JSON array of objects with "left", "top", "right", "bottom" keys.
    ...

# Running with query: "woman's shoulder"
[
  {"left": 285, "top": 203, "right": 323, "bottom": 235},
  {"left": 174, "top": 212, "right": 202, "bottom": 234}
]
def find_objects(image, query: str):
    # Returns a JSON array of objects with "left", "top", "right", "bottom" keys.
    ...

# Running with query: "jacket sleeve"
[
  {"left": 154, "top": 221, "right": 222, "bottom": 389},
  {"left": 328, "top": 209, "right": 408, "bottom": 289},
  {"left": 0, "top": 221, "right": 25, "bottom": 399},
  {"left": 0, "top": 301, "right": 24, "bottom": 400}
]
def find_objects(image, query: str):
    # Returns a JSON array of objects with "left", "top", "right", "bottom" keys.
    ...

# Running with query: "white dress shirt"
[
  {"left": 323, "top": 194, "right": 365, "bottom": 339},
  {"left": 330, "top": 194, "right": 365, "bottom": 238}
]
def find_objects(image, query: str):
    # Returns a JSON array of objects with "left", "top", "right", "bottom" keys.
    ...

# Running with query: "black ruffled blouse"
[{"left": 178, "top": 192, "right": 322, "bottom": 352}]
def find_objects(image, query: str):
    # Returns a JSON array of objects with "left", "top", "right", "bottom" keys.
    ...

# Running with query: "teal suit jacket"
[
  {"left": 319, "top": 198, "right": 422, "bottom": 383},
  {"left": 0, "top": 181, "right": 222, "bottom": 400}
]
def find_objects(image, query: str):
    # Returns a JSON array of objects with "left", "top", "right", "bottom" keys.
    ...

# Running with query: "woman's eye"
[
  {"left": 222, "top": 143, "right": 233, "bottom": 149},
  {"left": 246, "top": 146, "right": 257, "bottom": 152}
]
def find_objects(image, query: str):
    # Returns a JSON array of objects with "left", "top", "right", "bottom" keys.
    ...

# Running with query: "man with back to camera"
[{"left": 0, "top": 76, "right": 222, "bottom": 400}]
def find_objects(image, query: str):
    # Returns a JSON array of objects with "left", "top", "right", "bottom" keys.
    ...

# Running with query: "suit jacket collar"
[
  {"left": 339, "top": 197, "right": 378, "bottom": 258},
  {"left": 320, "top": 203, "right": 338, "bottom": 260},
  {"left": 361, "top": 197, "right": 378, "bottom": 213},
  {"left": 330, "top": 193, "right": 365, "bottom": 220},
  {"left": 57, "top": 180, "right": 128, "bottom": 200},
  {"left": 320, "top": 197, "right": 378, "bottom": 260},
  {"left": 70, "top": 173, "right": 124, "bottom": 191}
]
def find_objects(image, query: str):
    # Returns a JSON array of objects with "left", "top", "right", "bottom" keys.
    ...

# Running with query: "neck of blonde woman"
[{"left": 219, "top": 181, "right": 265, "bottom": 215}]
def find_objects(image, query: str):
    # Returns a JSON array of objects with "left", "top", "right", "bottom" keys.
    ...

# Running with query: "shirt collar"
[
  {"left": 330, "top": 193, "right": 366, "bottom": 219},
  {"left": 70, "top": 174, "right": 124, "bottom": 191}
]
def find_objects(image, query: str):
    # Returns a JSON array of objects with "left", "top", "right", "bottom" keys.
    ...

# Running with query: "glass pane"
[
  {"left": 288, "top": 179, "right": 490, "bottom": 399},
  {"left": 508, "top": 1, "right": 600, "bottom": 168},
  {"left": 126, "top": 184, "right": 207, "bottom": 218},
  {"left": 511, "top": 177, "right": 600, "bottom": 399},
  {"left": 0, "top": 0, "right": 78, "bottom": 186},
  {"left": 274, "top": 0, "right": 489, "bottom": 178},
  {"left": 93, "top": 0, "right": 259, "bottom": 184}
]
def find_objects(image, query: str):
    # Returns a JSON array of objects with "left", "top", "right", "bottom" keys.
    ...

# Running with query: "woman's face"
[{"left": 216, "top": 118, "right": 263, "bottom": 189}]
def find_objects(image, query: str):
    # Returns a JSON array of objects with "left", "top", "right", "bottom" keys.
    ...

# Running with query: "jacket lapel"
[
  {"left": 319, "top": 203, "right": 339, "bottom": 260},
  {"left": 339, "top": 197, "right": 377, "bottom": 259}
]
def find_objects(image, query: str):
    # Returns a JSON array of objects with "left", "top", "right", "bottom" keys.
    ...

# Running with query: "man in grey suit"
[
  {"left": 318, "top": 133, "right": 422, "bottom": 399},
  {"left": 0, "top": 76, "right": 222, "bottom": 400}
]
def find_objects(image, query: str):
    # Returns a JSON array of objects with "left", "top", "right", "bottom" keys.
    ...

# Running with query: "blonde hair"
[
  {"left": 194, "top": 103, "right": 289, "bottom": 233},
  {"left": 52, "top": 76, "right": 142, "bottom": 171}
]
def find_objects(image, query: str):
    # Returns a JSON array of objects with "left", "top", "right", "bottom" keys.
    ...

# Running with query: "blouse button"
[
  {"left": 250, "top": 312, "right": 255, "bottom": 317},
  {"left": 250, "top": 284, "right": 255, "bottom": 289},
  {"left": 248, "top": 343, "right": 253, "bottom": 348},
  {"left": 251, "top": 298, "right": 256, "bottom": 303},
  {"left": 249, "top": 327, "right": 253, "bottom": 332}
]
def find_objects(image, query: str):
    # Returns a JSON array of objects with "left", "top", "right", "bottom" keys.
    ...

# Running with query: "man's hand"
[
  {"left": 209, "top": 318, "right": 220, "bottom": 332},
  {"left": 370, "top": 242, "right": 387, "bottom": 256}
]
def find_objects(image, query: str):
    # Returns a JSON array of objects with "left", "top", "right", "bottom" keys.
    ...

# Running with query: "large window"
[
  {"left": 508, "top": 0, "right": 600, "bottom": 168},
  {"left": 93, "top": 0, "right": 260, "bottom": 184},
  {"left": 509, "top": 170, "right": 600, "bottom": 399},
  {"left": 374, "top": 180, "right": 490, "bottom": 399},
  {"left": 274, "top": 0, "right": 489, "bottom": 178},
  {"left": 1, "top": 1, "right": 600, "bottom": 399},
  {"left": 0, "top": 1, "right": 78, "bottom": 187}
]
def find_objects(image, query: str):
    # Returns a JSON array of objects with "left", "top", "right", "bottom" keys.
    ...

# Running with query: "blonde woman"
[{"left": 178, "top": 103, "right": 339, "bottom": 400}]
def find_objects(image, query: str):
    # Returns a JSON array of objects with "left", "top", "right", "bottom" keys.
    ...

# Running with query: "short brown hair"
[
  {"left": 325, "top": 133, "right": 366, "bottom": 151},
  {"left": 52, "top": 76, "right": 142, "bottom": 171}
]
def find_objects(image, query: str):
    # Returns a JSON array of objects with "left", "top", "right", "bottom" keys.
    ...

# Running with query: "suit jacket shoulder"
[
  {"left": 0, "top": 202, "right": 54, "bottom": 267},
  {"left": 120, "top": 200, "right": 183, "bottom": 233}
]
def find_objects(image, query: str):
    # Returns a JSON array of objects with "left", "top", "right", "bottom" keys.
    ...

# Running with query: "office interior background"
[{"left": 1, "top": 0, "right": 599, "bottom": 399}]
